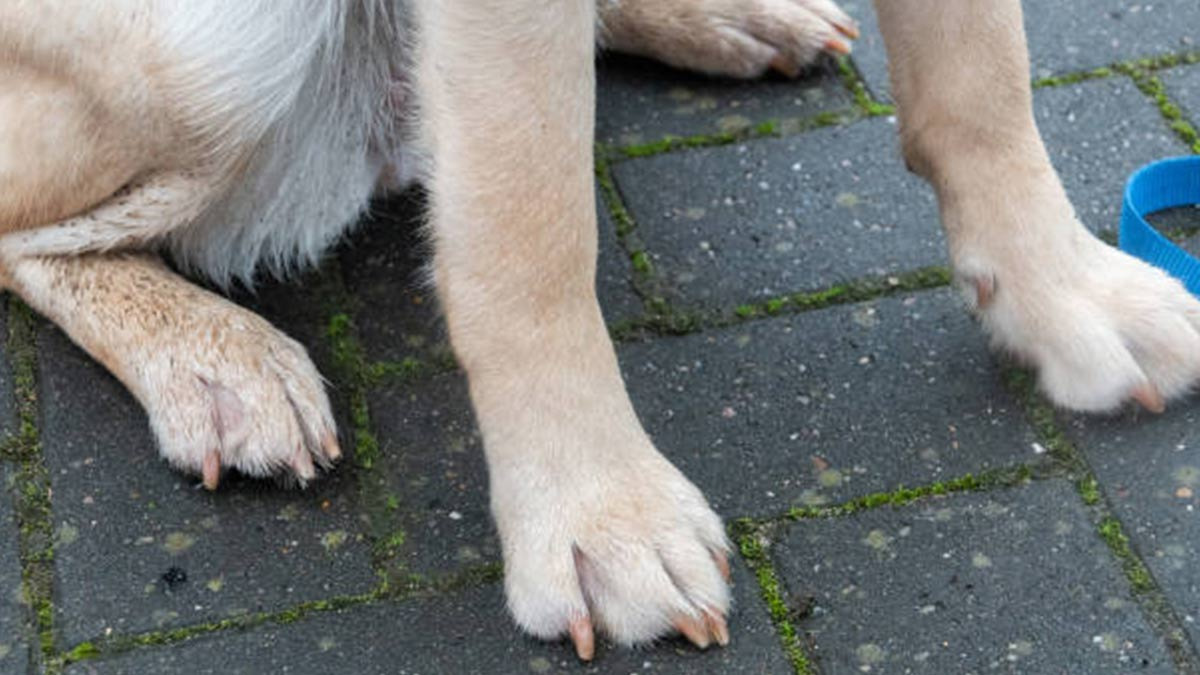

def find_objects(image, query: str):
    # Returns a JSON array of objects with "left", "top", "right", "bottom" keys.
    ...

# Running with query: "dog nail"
[
  {"left": 1131, "top": 384, "right": 1165, "bottom": 414},
  {"left": 835, "top": 20, "right": 860, "bottom": 39},
  {"left": 674, "top": 614, "right": 711, "bottom": 649},
  {"left": 712, "top": 549, "right": 732, "bottom": 583},
  {"left": 202, "top": 450, "right": 220, "bottom": 490},
  {"left": 569, "top": 615, "right": 595, "bottom": 661},
  {"left": 769, "top": 54, "right": 801, "bottom": 78},
  {"left": 322, "top": 432, "right": 342, "bottom": 461},
  {"left": 824, "top": 38, "right": 852, "bottom": 55},
  {"left": 975, "top": 275, "right": 995, "bottom": 309},
  {"left": 291, "top": 447, "right": 316, "bottom": 481},
  {"left": 705, "top": 609, "right": 730, "bottom": 647}
]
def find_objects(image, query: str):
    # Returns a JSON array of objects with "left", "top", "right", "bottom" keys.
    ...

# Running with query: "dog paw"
[
  {"left": 135, "top": 308, "right": 340, "bottom": 488},
  {"left": 493, "top": 443, "right": 730, "bottom": 659},
  {"left": 958, "top": 225, "right": 1200, "bottom": 413},
  {"left": 601, "top": 0, "right": 858, "bottom": 78}
]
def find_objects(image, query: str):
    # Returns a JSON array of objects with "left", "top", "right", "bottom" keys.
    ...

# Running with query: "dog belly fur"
[{"left": 3, "top": 0, "right": 416, "bottom": 284}]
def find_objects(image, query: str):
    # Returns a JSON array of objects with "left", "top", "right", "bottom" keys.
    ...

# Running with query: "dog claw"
[
  {"left": 835, "top": 21, "right": 860, "bottom": 39},
  {"left": 674, "top": 613, "right": 712, "bottom": 649},
  {"left": 975, "top": 274, "right": 995, "bottom": 309},
  {"left": 769, "top": 53, "right": 801, "bottom": 78},
  {"left": 712, "top": 549, "right": 732, "bottom": 583},
  {"left": 321, "top": 432, "right": 341, "bottom": 461},
  {"left": 704, "top": 608, "right": 730, "bottom": 647},
  {"left": 1131, "top": 383, "right": 1165, "bottom": 414},
  {"left": 824, "top": 38, "right": 852, "bottom": 56},
  {"left": 291, "top": 446, "right": 316, "bottom": 482},
  {"left": 569, "top": 615, "right": 595, "bottom": 661},
  {"left": 202, "top": 449, "right": 220, "bottom": 490}
]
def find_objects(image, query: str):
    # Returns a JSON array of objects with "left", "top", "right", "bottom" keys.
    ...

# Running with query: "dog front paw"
[
  {"left": 957, "top": 225, "right": 1200, "bottom": 413},
  {"left": 601, "top": 0, "right": 859, "bottom": 78},
  {"left": 492, "top": 441, "right": 730, "bottom": 659}
]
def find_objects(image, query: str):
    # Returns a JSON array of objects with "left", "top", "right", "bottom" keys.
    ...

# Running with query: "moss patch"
[
  {"left": 1123, "top": 67, "right": 1200, "bottom": 154},
  {"left": 735, "top": 524, "right": 812, "bottom": 674},
  {"left": 836, "top": 57, "right": 894, "bottom": 117},
  {"left": 785, "top": 465, "right": 1033, "bottom": 520}
]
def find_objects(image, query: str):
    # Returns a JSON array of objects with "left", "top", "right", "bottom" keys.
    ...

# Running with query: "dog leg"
[
  {"left": 874, "top": 0, "right": 1200, "bottom": 412},
  {"left": 598, "top": 0, "right": 859, "bottom": 78},
  {"left": 416, "top": 0, "right": 730, "bottom": 658},
  {"left": 0, "top": 173, "right": 340, "bottom": 488}
]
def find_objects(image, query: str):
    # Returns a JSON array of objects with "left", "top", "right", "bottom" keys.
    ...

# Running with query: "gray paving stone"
[
  {"left": 365, "top": 373, "right": 496, "bottom": 577},
  {"left": 342, "top": 189, "right": 642, "bottom": 364},
  {"left": 37, "top": 324, "right": 377, "bottom": 646},
  {"left": 613, "top": 117, "right": 942, "bottom": 311},
  {"left": 1035, "top": 77, "right": 1192, "bottom": 231},
  {"left": 597, "top": 53, "right": 852, "bottom": 147},
  {"left": 1065, "top": 399, "right": 1200, "bottom": 648},
  {"left": 65, "top": 559, "right": 788, "bottom": 675},
  {"left": 1161, "top": 63, "right": 1200, "bottom": 125},
  {"left": 620, "top": 289, "right": 1040, "bottom": 517},
  {"left": 614, "top": 77, "right": 1182, "bottom": 313},
  {"left": 773, "top": 479, "right": 1174, "bottom": 674},
  {"left": 366, "top": 289, "right": 1039, "bottom": 575},
  {"left": 0, "top": 465, "right": 29, "bottom": 674},
  {"left": 840, "top": 0, "right": 1200, "bottom": 103}
]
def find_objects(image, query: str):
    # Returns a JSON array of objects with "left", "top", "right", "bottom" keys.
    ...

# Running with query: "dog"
[{"left": 5, "top": 0, "right": 1199, "bottom": 661}]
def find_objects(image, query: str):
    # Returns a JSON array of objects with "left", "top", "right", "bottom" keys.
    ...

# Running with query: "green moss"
[
  {"left": 836, "top": 57, "right": 894, "bottom": 117},
  {"left": 1032, "top": 65, "right": 1115, "bottom": 89},
  {"left": 630, "top": 250, "right": 653, "bottom": 274},
  {"left": 737, "top": 531, "right": 812, "bottom": 674},
  {"left": 1097, "top": 517, "right": 1155, "bottom": 593},
  {"left": 729, "top": 265, "right": 951, "bottom": 322},
  {"left": 1078, "top": 475, "right": 1101, "bottom": 505},
  {"left": 7, "top": 298, "right": 57, "bottom": 661},
  {"left": 786, "top": 466, "right": 1031, "bottom": 520},
  {"left": 61, "top": 641, "right": 100, "bottom": 662},
  {"left": 1126, "top": 69, "right": 1200, "bottom": 154},
  {"left": 613, "top": 109, "right": 855, "bottom": 161}
]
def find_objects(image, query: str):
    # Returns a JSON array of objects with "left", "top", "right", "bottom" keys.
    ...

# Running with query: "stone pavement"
[{"left": 3, "top": 2, "right": 1200, "bottom": 674}]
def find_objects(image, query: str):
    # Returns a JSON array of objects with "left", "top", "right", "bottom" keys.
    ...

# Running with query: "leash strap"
[{"left": 1120, "top": 155, "right": 1200, "bottom": 295}]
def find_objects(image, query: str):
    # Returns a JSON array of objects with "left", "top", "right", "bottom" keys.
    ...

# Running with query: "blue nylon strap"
[{"left": 1119, "top": 155, "right": 1200, "bottom": 296}]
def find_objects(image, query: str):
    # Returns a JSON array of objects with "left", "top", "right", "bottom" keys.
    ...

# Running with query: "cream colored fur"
[{"left": 2, "top": 0, "right": 1197, "bottom": 659}]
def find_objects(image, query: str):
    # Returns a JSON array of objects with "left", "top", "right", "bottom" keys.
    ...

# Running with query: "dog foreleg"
[
  {"left": 873, "top": 0, "right": 1200, "bottom": 411},
  {"left": 415, "top": 0, "right": 731, "bottom": 659}
]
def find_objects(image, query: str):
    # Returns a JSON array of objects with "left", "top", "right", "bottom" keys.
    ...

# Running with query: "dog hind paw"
[
  {"left": 139, "top": 312, "right": 340, "bottom": 488},
  {"left": 603, "top": 0, "right": 858, "bottom": 78}
]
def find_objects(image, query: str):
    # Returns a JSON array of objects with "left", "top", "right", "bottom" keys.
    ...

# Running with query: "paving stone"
[
  {"left": 65, "top": 559, "right": 788, "bottom": 675},
  {"left": 1161, "top": 63, "right": 1200, "bottom": 125},
  {"left": 365, "top": 373, "right": 496, "bottom": 577},
  {"left": 597, "top": 53, "right": 852, "bottom": 147},
  {"left": 37, "top": 324, "right": 377, "bottom": 646},
  {"left": 1034, "top": 77, "right": 1192, "bottom": 231},
  {"left": 614, "top": 77, "right": 1182, "bottom": 312},
  {"left": 0, "top": 465, "right": 29, "bottom": 674},
  {"left": 773, "top": 479, "right": 1174, "bottom": 674},
  {"left": 620, "top": 289, "right": 1040, "bottom": 517},
  {"left": 1065, "top": 399, "right": 1200, "bottom": 648},
  {"left": 613, "top": 117, "right": 942, "bottom": 311},
  {"left": 341, "top": 189, "right": 641, "bottom": 364},
  {"left": 839, "top": 0, "right": 1200, "bottom": 103},
  {"left": 366, "top": 289, "right": 1039, "bottom": 575}
]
